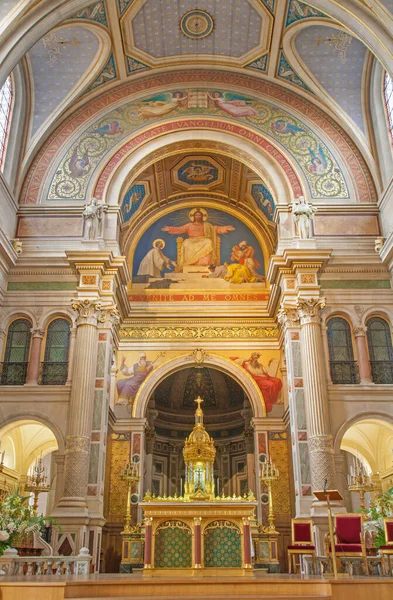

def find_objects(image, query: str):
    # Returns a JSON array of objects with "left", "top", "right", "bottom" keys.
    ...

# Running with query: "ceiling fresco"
[
  {"left": 3, "top": 1, "right": 382, "bottom": 209},
  {"left": 45, "top": 86, "right": 349, "bottom": 201},
  {"left": 121, "top": 0, "right": 272, "bottom": 67},
  {"left": 295, "top": 25, "right": 368, "bottom": 133},
  {"left": 380, "top": 0, "right": 393, "bottom": 13},
  {"left": 0, "top": 1, "right": 20, "bottom": 22},
  {"left": 27, "top": 25, "right": 102, "bottom": 136},
  {"left": 119, "top": 152, "right": 276, "bottom": 225}
]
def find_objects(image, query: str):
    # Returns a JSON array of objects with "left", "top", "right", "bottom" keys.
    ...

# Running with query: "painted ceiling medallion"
[{"left": 180, "top": 10, "right": 214, "bottom": 39}]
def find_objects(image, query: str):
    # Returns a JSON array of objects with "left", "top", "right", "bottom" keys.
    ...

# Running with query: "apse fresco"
[
  {"left": 114, "top": 348, "right": 283, "bottom": 417},
  {"left": 128, "top": 207, "right": 267, "bottom": 302}
]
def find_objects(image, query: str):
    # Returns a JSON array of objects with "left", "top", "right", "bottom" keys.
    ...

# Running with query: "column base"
[{"left": 52, "top": 496, "right": 90, "bottom": 518}]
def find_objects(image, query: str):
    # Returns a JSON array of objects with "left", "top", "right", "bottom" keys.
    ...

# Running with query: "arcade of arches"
[{"left": 2, "top": 0, "right": 393, "bottom": 587}]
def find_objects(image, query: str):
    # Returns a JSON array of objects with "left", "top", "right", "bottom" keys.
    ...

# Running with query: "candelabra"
[
  {"left": 347, "top": 461, "right": 375, "bottom": 512},
  {"left": 120, "top": 460, "right": 140, "bottom": 534},
  {"left": 260, "top": 457, "right": 279, "bottom": 533},
  {"left": 25, "top": 454, "right": 50, "bottom": 511}
]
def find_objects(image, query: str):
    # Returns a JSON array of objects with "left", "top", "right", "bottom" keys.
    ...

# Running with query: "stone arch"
[
  {"left": 0, "top": 413, "right": 65, "bottom": 454},
  {"left": 132, "top": 353, "right": 266, "bottom": 419},
  {"left": 93, "top": 125, "right": 302, "bottom": 205},
  {"left": 334, "top": 411, "right": 393, "bottom": 454}
]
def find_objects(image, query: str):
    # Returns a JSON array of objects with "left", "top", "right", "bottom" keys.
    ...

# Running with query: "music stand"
[{"left": 313, "top": 489, "right": 343, "bottom": 579}]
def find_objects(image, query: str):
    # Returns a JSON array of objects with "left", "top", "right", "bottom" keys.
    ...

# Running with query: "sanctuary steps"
[{"left": 2, "top": 575, "right": 393, "bottom": 600}]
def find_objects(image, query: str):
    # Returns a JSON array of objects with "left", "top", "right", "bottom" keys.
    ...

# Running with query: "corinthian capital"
[
  {"left": 71, "top": 298, "right": 103, "bottom": 327},
  {"left": 277, "top": 303, "right": 300, "bottom": 329},
  {"left": 296, "top": 297, "right": 326, "bottom": 325},
  {"left": 97, "top": 304, "right": 120, "bottom": 326}
]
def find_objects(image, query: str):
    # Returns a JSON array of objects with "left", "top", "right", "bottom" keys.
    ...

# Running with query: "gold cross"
[{"left": 195, "top": 396, "right": 204, "bottom": 410}]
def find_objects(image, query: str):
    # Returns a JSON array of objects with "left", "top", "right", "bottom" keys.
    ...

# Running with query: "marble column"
[
  {"left": 65, "top": 327, "right": 77, "bottom": 385},
  {"left": 25, "top": 328, "right": 44, "bottom": 385},
  {"left": 297, "top": 298, "right": 336, "bottom": 493},
  {"left": 354, "top": 326, "right": 372, "bottom": 384},
  {"left": 56, "top": 299, "right": 118, "bottom": 514}
]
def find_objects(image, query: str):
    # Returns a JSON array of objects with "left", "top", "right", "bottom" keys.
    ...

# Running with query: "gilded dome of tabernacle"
[{"left": 183, "top": 397, "right": 216, "bottom": 463}]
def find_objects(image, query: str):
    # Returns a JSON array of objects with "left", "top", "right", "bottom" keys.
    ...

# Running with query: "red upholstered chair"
[
  {"left": 379, "top": 517, "right": 393, "bottom": 575},
  {"left": 287, "top": 519, "right": 316, "bottom": 573},
  {"left": 330, "top": 513, "right": 368, "bottom": 574}
]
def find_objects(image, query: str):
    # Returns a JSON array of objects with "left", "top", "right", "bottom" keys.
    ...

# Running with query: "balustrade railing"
[
  {"left": 329, "top": 360, "right": 360, "bottom": 384},
  {"left": 370, "top": 360, "right": 393, "bottom": 384},
  {"left": 0, "top": 362, "right": 28, "bottom": 385},
  {"left": 39, "top": 362, "right": 68, "bottom": 385},
  {"left": 0, "top": 547, "right": 92, "bottom": 576}
]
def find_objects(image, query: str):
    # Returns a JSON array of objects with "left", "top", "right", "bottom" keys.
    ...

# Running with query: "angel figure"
[{"left": 139, "top": 91, "right": 189, "bottom": 118}]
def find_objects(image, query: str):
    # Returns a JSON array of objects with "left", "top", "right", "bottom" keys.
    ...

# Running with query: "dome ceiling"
[
  {"left": 153, "top": 366, "right": 246, "bottom": 413},
  {"left": 1, "top": 0, "right": 389, "bottom": 201},
  {"left": 121, "top": 0, "right": 272, "bottom": 67},
  {"left": 120, "top": 151, "right": 276, "bottom": 227},
  {"left": 294, "top": 25, "right": 369, "bottom": 133}
]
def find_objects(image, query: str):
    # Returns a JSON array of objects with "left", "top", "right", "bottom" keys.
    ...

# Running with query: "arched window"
[
  {"left": 0, "top": 76, "right": 13, "bottom": 169},
  {"left": 1, "top": 319, "right": 31, "bottom": 385},
  {"left": 384, "top": 71, "right": 393, "bottom": 142},
  {"left": 367, "top": 317, "right": 393, "bottom": 384},
  {"left": 327, "top": 317, "right": 358, "bottom": 384},
  {"left": 41, "top": 319, "right": 71, "bottom": 385}
]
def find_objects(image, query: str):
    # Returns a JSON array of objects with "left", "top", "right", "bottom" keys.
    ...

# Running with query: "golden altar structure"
[
  {"left": 140, "top": 498, "right": 257, "bottom": 577},
  {"left": 137, "top": 397, "right": 257, "bottom": 576}
]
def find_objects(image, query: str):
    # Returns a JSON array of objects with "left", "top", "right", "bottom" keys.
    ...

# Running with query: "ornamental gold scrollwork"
[
  {"left": 277, "top": 303, "right": 300, "bottom": 329},
  {"left": 119, "top": 326, "right": 278, "bottom": 340},
  {"left": 65, "top": 435, "right": 90, "bottom": 453},
  {"left": 308, "top": 435, "right": 334, "bottom": 453},
  {"left": 71, "top": 298, "right": 102, "bottom": 324}
]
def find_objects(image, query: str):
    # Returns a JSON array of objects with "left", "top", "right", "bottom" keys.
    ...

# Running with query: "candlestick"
[
  {"left": 347, "top": 459, "right": 375, "bottom": 513},
  {"left": 25, "top": 453, "right": 50, "bottom": 511},
  {"left": 120, "top": 459, "right": 140, "bottom": 534},
  {"left": 260, "top": 457, "right": 279, "bottom": 533}
]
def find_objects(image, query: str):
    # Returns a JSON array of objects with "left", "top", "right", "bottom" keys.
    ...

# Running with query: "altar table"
[{"left": 140, "top": 499, "right": 257, "bottom": 577}]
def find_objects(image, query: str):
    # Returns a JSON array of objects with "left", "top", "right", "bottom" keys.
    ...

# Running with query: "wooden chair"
[
  {"left": 378, "top": 517, "right": 393, "bottom": 575},
  {"left": 328, "top": 513, "right": 368, "bottom": 575},
  {"left": 287, "top": 519, "right": 316, "bottom": 574}
]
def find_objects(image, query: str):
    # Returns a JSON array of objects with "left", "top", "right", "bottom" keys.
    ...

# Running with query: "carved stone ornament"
[
  {"left": 71, "top": 298, "right": 102, "bottom": 326},
  {"left": 308, "top": 434, "right": 334, "bottom": 453},
  {"left": 71, "top": 298, "right": 120, "bottom": 327},
  {"left": 97, "top": 304, "right": 120, "bottom": 326},
  {"left": 30, "top": 328, "right": 45, "bottom": 339},
  {"left": 277, "top": 303, "right": 300, "bottom": 328},
  {"left": 375, "top": 237, "right": 385, "bottom": 254},
  {"left": 354, "top": 325, "right": 367, "bottom": 337},
  {"left": 296, "top": 297, "right": 326, "bottom": 325}
]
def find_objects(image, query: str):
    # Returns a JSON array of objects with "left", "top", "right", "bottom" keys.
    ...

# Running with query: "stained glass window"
[
  {"left": 327, "top": 317, "right": 358, "bottom": 384},
  {"left": 367, "top": 317, "right": 393, "bottom": 384},
  {"left": 42, "top": 319, "right": 70, "bottom": 385},
  {"left": 384, "top": 71, "right": 393, "bottom": 142},
  {"left": 0, "top": 76, "right": 13, "bottom": 169},
  {"left": 1, "top": 319, "right": 31, "bottom": 385}
]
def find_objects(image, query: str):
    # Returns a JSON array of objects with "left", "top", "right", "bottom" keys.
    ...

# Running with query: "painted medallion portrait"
[{"left": 129, "top": 207, "right": 267, "bottom": 297}]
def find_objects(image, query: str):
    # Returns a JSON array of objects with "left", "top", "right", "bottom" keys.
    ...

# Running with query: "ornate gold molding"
[
  {"left": 72, "top": 298, "right": 120, "bottom": 327},
  {"left": 277, "top": 304, "right": 300, "bottom": 329},
  {"left": 119, "top": 325, "right": 278, "bottom": 340},
  {"left": 296, "top": 297, "right": 326, "bottom": 326}
]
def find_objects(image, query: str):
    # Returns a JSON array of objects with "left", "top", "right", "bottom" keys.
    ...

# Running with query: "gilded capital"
[
  {"left": 71, "top": 298, "right": 102, "bottom": 327},
  {"left": 277, "top": 303, "right": 300, "bottom": 328},
  {"left": 296, "top": 297, "right": 326, "bottom": 325},
  {"left": 97, "top": 304, "right": 120, "bottom": 326}
]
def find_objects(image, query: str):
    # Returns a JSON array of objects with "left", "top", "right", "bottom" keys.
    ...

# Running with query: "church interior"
[{"left": 1, "top": 0, "right": 393, "bottom": 598}]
